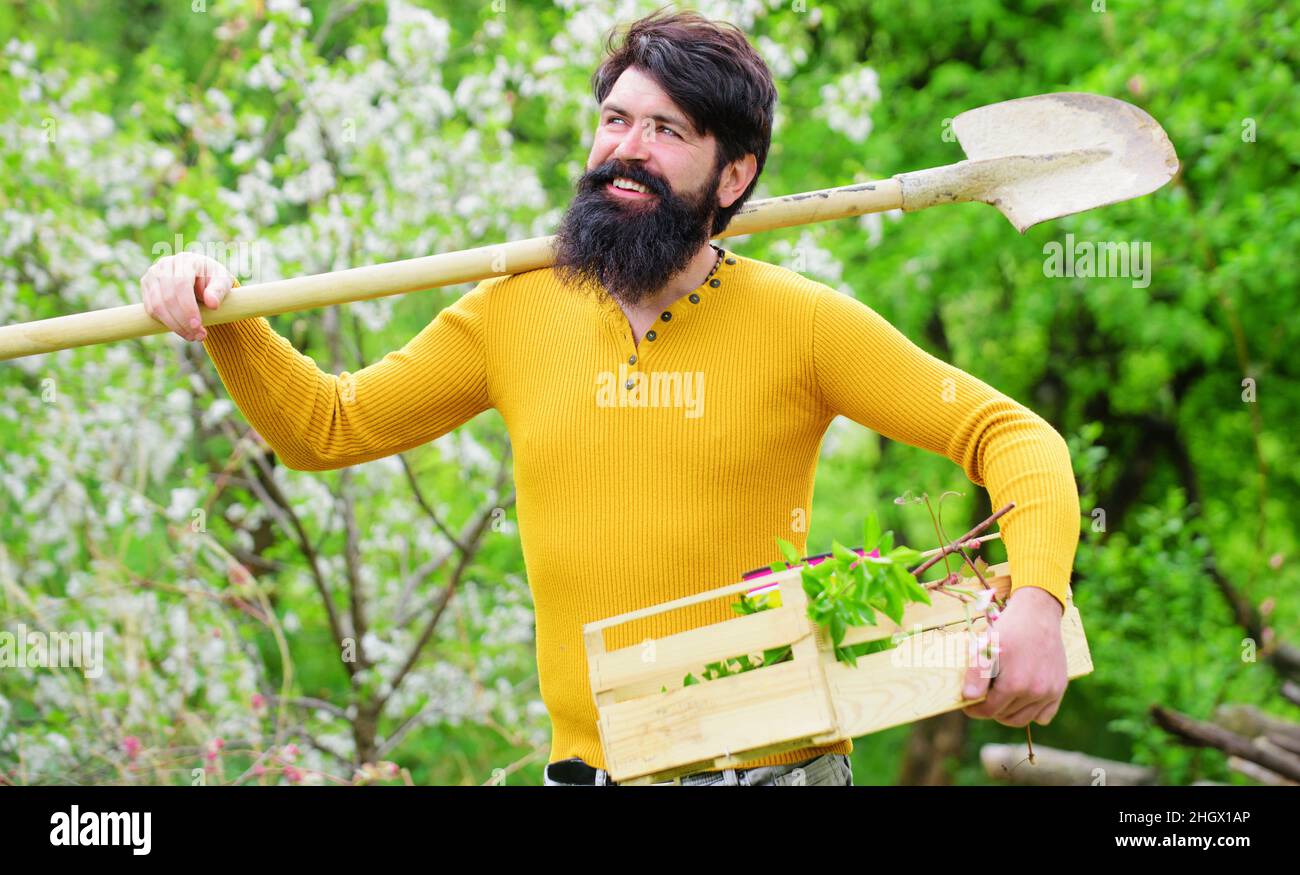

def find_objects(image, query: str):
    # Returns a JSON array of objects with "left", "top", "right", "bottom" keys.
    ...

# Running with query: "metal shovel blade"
[{"left": 898, "top": 92, "right": 1180, "bottom": 232}]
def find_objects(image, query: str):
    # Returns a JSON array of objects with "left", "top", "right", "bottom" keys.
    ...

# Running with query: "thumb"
[
  {"left": 203, "top": 273, "right": 234, "bottom": 309},
  {"left": 962, "top": 633, "right": 993, "bottom": 702}
]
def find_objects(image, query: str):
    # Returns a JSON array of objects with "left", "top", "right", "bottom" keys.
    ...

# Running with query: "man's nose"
[{"left": 612, "top": 119, "right": 653, "bottom": 162}]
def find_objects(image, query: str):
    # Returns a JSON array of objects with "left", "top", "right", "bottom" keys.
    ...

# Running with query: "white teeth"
[{"left": 612, "top": 177, "right": 650, "bottom": 194}]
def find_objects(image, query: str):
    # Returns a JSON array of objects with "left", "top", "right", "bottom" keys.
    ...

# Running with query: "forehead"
[{"left": 600, "top": 67, "right": 696, "bottom": 133}]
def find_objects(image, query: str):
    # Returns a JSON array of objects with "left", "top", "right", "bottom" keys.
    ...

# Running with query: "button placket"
[
  {"left": 599, "top": 246, "right": 735, "bottom": 373},
  {"left": 640, "top": 245, "right": 732, "bottom": 354}
]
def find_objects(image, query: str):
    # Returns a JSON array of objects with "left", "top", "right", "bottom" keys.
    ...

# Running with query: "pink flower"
[
  {"left": 253, "top": 764, "right": 266, "bottom": 777},
  {"left": 284, "top": 766, "right": 302, "bottom": 783},
  {"left": 282, "top": 743, "right": 299, "bottom": 761},
  {"left": 972, "top": 588, "right": 996, "bottom": 613},
  {"left": 227, "top": 563, "right": 252, "bottom": 588},
  {"left": 251, "top": 693, "right": 266, "bottom": 712},
  {"left": 122, "top": 736, "right": 141, "bottom": 761}
]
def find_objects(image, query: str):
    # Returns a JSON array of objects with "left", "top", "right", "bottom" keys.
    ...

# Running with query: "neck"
[{"left": 624, "top": 242, "right": 720, "bottom": 316}]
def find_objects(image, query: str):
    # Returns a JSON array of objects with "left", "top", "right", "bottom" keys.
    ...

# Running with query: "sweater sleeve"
[
  {"left": 811, "top": 285, "right": 1081, "bottom": 610},
  {"left": 201, "top": 278, "right": 494, "bottom": 471}
]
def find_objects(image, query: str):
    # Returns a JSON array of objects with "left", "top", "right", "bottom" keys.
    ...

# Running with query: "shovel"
[{"left": 0, "top": 91, "right": 1178, "bottom": 362}]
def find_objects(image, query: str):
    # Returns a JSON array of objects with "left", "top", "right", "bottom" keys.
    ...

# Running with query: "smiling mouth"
[{"left": 606, "top": 176, "right": 657, "bottom": 199}]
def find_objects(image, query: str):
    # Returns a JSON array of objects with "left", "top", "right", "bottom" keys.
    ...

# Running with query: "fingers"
[
  {"left": 1033, "top": 696, "right": 1062, "bottom": 726},
  {"left": 141, "top": 253, "right": 220, "bottom": 341},
  {"left": 143, "top": 270, "right": 187, "bottom": 339},
  {"left": 992, "top": 691, "right": 1043, "bottom": 727},
  {"left": 141, "top": 273, "right": 161, "bottom": 326},
  {"left": 998, "top": 692, "right": 1060, "bottom": 728},
  {"left": 159, "top": 262, "right": 200, "bottom": 341},
  {"left": 173, "top": 258, "right": 206, "bottom": 341}
]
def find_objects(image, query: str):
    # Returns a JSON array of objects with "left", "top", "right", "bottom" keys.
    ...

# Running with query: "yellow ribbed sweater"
[{"left": 202, "top": 246, "right": 1081, "bottom": 773}]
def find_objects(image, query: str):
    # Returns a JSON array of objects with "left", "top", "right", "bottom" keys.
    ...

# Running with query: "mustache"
[{"left": 581, "top": 161, "right": 670, "bottom": 198}]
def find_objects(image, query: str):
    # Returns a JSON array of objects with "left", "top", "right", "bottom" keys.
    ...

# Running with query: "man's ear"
[{"left": 718, "top": 153, "right": 758, "bottom": 209}]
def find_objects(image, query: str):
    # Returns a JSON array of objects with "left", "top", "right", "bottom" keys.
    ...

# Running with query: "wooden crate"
[{"left": 583, "top": 561, "right": 1092, "bottom": 784}]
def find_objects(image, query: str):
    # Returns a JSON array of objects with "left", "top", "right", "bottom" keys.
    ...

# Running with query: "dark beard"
[{"left": 552, "top": 158, "right": 721, "bottom": 309}]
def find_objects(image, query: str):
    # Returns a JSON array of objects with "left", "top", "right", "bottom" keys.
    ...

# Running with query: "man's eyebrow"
[{"left": 600, "top": 102, "right": 695, "bottom": 135}]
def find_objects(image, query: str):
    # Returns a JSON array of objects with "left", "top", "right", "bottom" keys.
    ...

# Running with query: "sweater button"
[
  {"left": 709, "top": 278, "right": 721, "bottom": 288},
  {"left": 628, "top": 354, "right": 637, "bottom": 364},
  {"left": 625, "top": 379, "right": 635, "bottom": 390},
  {"left": 660, "top": 311, "right": 672, "bottom": 322},
  {"left": 646, "top": 330, "right": 657, "bottom": 341},
  {"left": 725, "top": 257, "right": 736, "bottom": 265},
  {"left": 688, "top": 293, "right": 700, "bottom": 304}
]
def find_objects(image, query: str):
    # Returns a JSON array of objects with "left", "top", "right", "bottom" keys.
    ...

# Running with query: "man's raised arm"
[{"left": 140, "top": 252, "right": 495, "bottom": 471}]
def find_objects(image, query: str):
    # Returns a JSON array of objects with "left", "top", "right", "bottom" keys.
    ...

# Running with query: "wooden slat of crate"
[
  {"left": 583, "top": 566, "right": 803, "bottom": 632},
  {"left": 589, "top": 604, "right": 811, "bottom": 697},
  {"left": 599, "top": 657, "right": 839, "bottom": 782},
  {"left": 825, "top": 599, "right": 1093, "bottom": 739}
]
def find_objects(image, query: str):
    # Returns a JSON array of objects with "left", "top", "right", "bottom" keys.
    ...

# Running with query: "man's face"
[{"left": 552, "top": 66, "right": 725, "bottom": 308}]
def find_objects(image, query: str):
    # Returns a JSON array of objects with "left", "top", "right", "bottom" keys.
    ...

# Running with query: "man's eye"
[{"left": 659, "top": 126, "right": 677, "bottom": 137}]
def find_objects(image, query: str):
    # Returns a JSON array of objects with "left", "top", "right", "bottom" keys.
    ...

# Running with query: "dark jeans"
[{"left": 543, "top": 753, "right": 853, "bottom": 786}]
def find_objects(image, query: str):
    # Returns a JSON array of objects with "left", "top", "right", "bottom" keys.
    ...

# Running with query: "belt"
[{"left": 545, "top": 758, "right": 726, "bottom": 786}]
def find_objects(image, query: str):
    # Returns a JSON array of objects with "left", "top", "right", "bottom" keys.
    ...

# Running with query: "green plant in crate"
[
  {"left": 773, "top": 512, "right": 930, "bottom": 667},
  {"left": 665, "top": 513, "right": 934, "bottom": 690}
]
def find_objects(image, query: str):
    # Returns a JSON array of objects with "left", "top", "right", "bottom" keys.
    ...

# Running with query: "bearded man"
[{"left": 140, "top": 9, "right": 1080, "bottom": 787}]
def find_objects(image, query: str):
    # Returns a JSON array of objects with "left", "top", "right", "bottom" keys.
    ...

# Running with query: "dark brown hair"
[{"left": 591, "top": 7, "right": 778, "bottom": 236}]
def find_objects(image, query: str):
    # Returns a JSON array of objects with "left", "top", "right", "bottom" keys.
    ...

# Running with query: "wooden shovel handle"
[{"left": 0, "top": 179, "right": 903, "bottom": 361}]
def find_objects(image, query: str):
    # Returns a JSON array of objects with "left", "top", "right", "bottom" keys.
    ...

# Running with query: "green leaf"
[
  {"left": 900, "top": 570, "right": 933, "bottom": 606},
  {"left": 762, "top": 645, "right": 792, "bottom": 666},
  {"left": 775, "top": 536, "right": 802, "bottom": 566},
  {"left": 837, "top": 644, "right": 860, "bottom": 668},
  {"left": 883, "top": 583, "right": 906, "bottom": 625},
  {"left": 802, "top": 576, "right": 823, "bottom": 600},
  {"left": 830, "top": 612, "right": 847, "bottom": 646},
  {"left": 863, "top": 513, "right": 881, "bottom": 552},
  {"left": 808, "top": 561, "right": 835, "bottom": 580},
  {"left": 889, "top": 546, "right": 923, "bottom": 567},
  {"left": 832, "top": 539, "right": 859, "bottom": 563}
]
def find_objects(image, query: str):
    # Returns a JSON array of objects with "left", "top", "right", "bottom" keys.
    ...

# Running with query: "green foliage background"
[{"left": 1, "top": 0, "right": 1296, "bottom": 785}]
